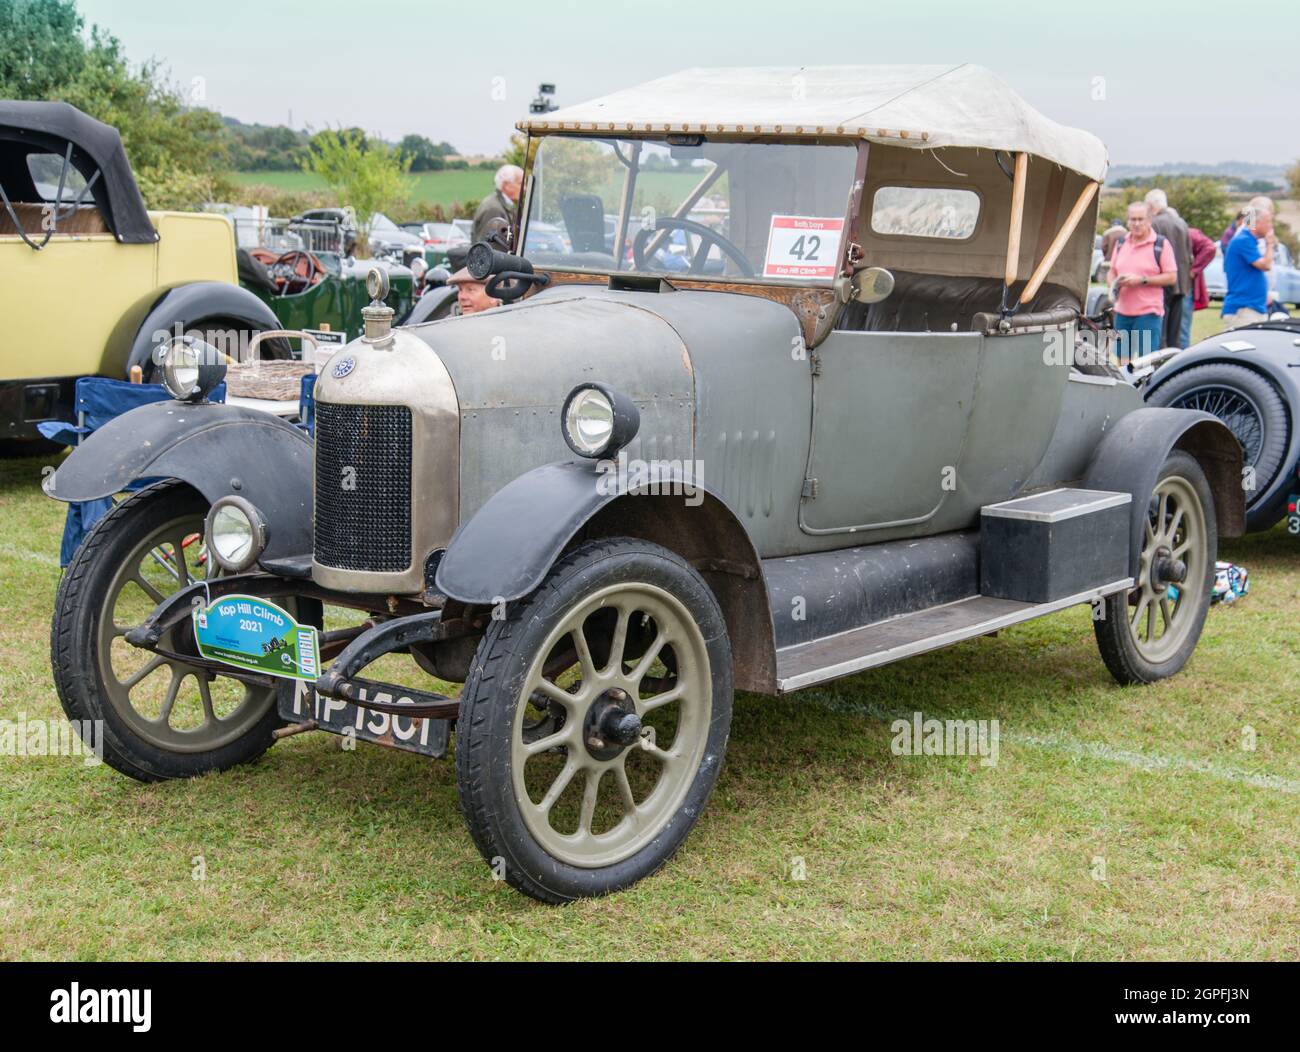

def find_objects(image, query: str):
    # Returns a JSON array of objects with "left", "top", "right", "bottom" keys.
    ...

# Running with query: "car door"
[{"left": 800, "top": 330, "right": 981, "bottom": 535}]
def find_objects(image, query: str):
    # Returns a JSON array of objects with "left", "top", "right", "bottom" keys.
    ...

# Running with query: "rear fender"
[
  {"left": 1083, "top": 407, "right": 1245, "bottom": 576},
  {"left": 115, "top": 282, "right": 288, "bottom": 378}
]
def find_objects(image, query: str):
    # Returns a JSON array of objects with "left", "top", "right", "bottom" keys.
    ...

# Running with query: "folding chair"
[{"left": 40, "top": 376, "right": 225, "bottom": 566}]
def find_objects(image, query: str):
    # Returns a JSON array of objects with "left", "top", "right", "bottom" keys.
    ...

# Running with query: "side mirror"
[{"left": 853, "top": 266, "right": 895, "bottom": 304}]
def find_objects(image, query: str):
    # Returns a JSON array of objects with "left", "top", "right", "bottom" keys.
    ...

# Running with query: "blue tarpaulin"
[{"left": 40, "top": 377, "right": 225, "bottom": 566}]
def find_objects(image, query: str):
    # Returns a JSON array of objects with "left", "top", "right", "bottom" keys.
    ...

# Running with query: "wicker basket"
[{"left": 225, "top": 360, "right": 315, "bottom": 401}]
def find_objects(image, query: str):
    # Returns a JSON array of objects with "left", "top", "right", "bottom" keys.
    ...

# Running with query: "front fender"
[
  {"left": 435, "top": 458, "right": 753, "bottom": 606},
  {"left": 1083, "top": 407, "right": 1245, "bottom": 575},
  {"left": 435, "top": 460, "right": 613, "bottom": 604},
  {"left": 46, "top": 400, "right": 312, "bottom": 560},
  {"left": 120, "top": 282, "right": 287, "bottom": 378}
]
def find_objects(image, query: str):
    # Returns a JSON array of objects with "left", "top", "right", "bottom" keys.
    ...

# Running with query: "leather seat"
[
  {"left": 836, "top": 269, "right": 1079, "bottom": 333},
  {"left": 0, "top": 201, "right": 108, "bottom": 236}
]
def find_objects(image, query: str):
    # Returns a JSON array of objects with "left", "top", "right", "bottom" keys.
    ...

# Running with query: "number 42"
[{"left": 789, "top": 235, "right": 821, "bottom": 261}]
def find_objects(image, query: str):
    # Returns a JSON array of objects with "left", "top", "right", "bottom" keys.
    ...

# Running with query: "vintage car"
[
  {"left": 47, "top": 66, "right": 1244, "bottom": 903},
  {"left": 1144, "top": 316, "right": 1300, "bottom": 534},
  {"left": 1203, "top": 240, "right": 1300, "bottom": 309},
  {"left": 233, "top": 214, "right": 414, "bottom": 342},
  {"left": 0, "top": 101, "right": 410, "bottom": 450}
]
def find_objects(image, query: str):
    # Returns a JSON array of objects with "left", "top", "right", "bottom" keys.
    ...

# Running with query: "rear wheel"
[
  {"left": 1094, "top": 451, "right": 1216, "bottom": 685},
  {"left": 51, "top": 480, "right": 296, "bottom": 781},
  {"left": 455, "top": 538, "right": 733, "bottom": 903}
]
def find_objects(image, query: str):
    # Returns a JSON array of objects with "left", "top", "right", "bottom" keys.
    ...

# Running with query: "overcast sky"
[{"left": 76, "top": 0, "right": 1297, "bottom": 165}]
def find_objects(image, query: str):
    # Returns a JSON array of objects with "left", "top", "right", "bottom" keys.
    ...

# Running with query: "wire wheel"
[
  {"left": 1169, "top": 385, "right": 1265, "bottom": 466},
  {"left": 510, "top": 582, "right": 712, "bottom": 868}
]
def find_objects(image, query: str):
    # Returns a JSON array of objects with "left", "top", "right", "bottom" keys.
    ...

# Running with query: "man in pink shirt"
[{"left": 1110, "top": 201, "right": 1178, "bottom": 359}]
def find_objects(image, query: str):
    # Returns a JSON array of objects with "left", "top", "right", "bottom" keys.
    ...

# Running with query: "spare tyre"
[{"left": 1147, "top": 362, "right": 1289, "bottom": 513}]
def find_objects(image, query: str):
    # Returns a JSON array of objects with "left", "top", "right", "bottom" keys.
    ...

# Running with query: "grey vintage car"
[{"left": 47, "top": 66, "right": 1243, "bottom": 903}]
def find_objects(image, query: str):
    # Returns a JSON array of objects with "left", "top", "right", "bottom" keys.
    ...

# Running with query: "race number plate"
[
  {"left": 763, "top": 215, "right": 844, "bottom": 280},
  {"left": 278, "top": 681, "right": 450, "bottom": 759},
  {"left": 300, "top": 328, "right": 346, "bottom": 359},
  {"left": 193, "top": 594, "right": 320, "bottom": 682},
  {"left": 1288, "top": 494, "right": 1299, "bottom": 536}
]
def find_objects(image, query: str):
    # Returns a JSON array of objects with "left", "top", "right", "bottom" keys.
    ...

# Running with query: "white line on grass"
[
  {"left": 0, "top": 544, "right": 61, "bottom": 569},
  {"left": 798, "top": 691, "right": 1300, "bottom": 795}
]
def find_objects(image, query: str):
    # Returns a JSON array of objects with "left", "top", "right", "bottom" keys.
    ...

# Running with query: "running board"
[{"left": 774, "top": 579, "right": 1132, "bottom": 693}]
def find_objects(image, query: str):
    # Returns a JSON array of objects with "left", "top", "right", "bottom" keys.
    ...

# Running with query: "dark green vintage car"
[{"left": 234, "top": 217, "right": 414, "bottom": 343}]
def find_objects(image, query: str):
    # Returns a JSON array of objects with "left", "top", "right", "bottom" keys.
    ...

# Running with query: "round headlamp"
[
  {"left": 161, "top": 336, "right": 226, "bottom": 402},
  {"left": 204, "top": 496, "right": 268, "bottom": 573},
  {"left": 561, "top": 382, "right": 640, "bottom": 459}
]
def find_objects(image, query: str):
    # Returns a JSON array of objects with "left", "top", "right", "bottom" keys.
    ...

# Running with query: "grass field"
[
  {"left": 227, "top": 168, "right": 496, "bottom": 209},
  {"left": 2, "top": 326, "right": 1297, "bottom": 960}
]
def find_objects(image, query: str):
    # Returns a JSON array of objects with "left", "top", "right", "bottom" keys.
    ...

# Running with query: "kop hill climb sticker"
[
  {"left": 763, "top": 215, "right": 844, "bottom": 280},
  {"left": 193, "top": 595, "right": 320, "bottom": 682}
]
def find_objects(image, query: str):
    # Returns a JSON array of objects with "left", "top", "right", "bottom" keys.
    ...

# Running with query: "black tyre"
[
  {"left": 456, "top": 538, "right": 733, "bottom": 903},
  {"left": 51, "top": 480, "right": 290, "bottom": 782},
  {"left": 1147, "top": 363, "right": 1289, "bottom": 510},
  {"left": 1094, "top": 451, "right": 1217, "bottom": 685}
]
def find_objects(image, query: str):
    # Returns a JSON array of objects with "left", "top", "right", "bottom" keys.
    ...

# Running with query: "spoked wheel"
[
  {"left": 52, "top": 480, "right": 299, "bottom": 781},
  {"left": 456, "top": 538, "right": 733, "bottom": 902},
  {"left": 1148, "top": 363, "right": 1290, "bottom": 514},
  {"left": 1094, "top": 451, "right": 1217, "bottom": 685}
]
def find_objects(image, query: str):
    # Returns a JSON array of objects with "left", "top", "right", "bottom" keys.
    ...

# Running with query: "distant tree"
[
  {"left": 1098, "top": 176, "right": 1232, "bottom": 238},
  {"left": 0, "top": 1, "right": 228, "bottom": 208},
  {"left": 399, "top": 134, "right": 438, "bottom": 171},
  {"left": 1285, "top": 160, "right": 1300, "bottom": 197},
  {"left": 0, "top": 0, "right": 85, "bottom": 97},
  {"left": 502, "top": 132, "right": 535, "bottom": 170},
  {"left": 303, "top": 127, "right": 410, "bottom": 254}
]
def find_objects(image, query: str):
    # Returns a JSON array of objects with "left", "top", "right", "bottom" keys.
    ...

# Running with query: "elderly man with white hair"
[
  {"left": 1221, "top": 196, "right": 1277, "bottom": 328},
  {"left": 1144, "top": 188, "right": 1191, "bottom": 347},
  {"left": 472, "top": 163, "right": 524, "bottom": 244}
]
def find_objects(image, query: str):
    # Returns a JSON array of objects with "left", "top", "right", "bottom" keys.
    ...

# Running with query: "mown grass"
[{"left": 0, "top": 448, "right": 1296, "bottom": 961}]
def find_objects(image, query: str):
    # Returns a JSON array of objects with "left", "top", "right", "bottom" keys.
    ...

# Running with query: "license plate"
[{"left": 278, "top": 681, "right": 449, "bottom": 758}]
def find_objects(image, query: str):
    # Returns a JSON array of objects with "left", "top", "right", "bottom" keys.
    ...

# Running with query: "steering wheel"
[
  {"left": 269, "top": 250, "right": 324, "bottom": 295},
  {"left": 632, "top": 217, "right": 754, "bottom": 278}
]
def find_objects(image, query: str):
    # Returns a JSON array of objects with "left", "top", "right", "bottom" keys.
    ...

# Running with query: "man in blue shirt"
[{"left": 1222, "top": 196, "right": 1276, "bottom": 327}]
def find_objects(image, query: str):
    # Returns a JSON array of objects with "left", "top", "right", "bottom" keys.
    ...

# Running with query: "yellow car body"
[
  {"left": 0, "top": 211, "right": 236, "bottom": 385},
  {"left": 1, "top": 100, "right": 282, "bottom": 449}
]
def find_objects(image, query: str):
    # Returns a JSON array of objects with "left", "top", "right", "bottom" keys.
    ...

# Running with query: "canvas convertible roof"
[
  {"left": 520, "top": 65, "right": 1108, "bottom": 182},
  {"left": 0, "top": 100, "right": 157, "bottom": 243}
]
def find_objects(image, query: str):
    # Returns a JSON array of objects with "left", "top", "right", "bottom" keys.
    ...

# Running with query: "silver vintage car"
[{"left": 48, "top": 66, "right": 1243, "bottom": 902}]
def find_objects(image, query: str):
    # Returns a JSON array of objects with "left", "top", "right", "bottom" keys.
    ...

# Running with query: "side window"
[
  {"left": 25, "top": 152, "right": 89, "bottom": 202},
  {"left": 870, "top": 186, "right": 980, "bottom": 240}
]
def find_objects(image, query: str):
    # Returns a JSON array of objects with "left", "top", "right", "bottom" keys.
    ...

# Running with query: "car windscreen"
[{"left": 523, "top": 136, "right": 858, "bottom": 285}]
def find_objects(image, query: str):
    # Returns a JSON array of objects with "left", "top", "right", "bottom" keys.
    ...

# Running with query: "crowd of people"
[{"left": 1105, "top": 190, "right": 1279, "bottom": 356}]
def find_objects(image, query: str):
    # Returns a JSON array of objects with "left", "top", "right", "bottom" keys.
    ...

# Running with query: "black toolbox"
[{"left": 980, "top": 488, "right": 1132, "bottom": 603}]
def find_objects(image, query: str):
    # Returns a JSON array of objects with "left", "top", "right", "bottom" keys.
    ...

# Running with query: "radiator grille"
[{"left": 314, "top": 402, "right": 412, "bottom": 573}]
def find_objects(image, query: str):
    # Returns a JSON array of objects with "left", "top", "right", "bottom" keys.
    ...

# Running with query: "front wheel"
[
  {"left": 455, "top": 538, "right": 733, "bottom": 903},
  {"left": 1094, "top": 451, "right": 1217, "bottom": 685},
  {"left": 50, "top": 480, "right": 295, "bottom": 781}
]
